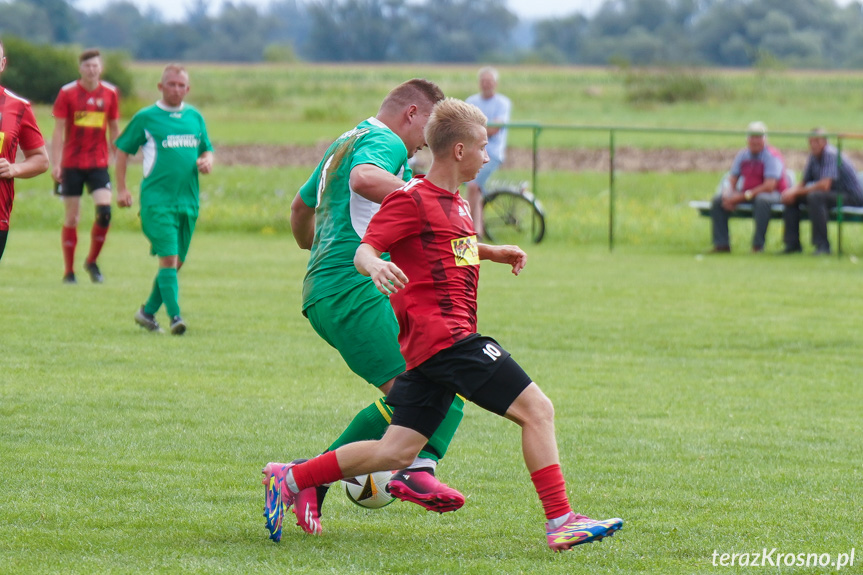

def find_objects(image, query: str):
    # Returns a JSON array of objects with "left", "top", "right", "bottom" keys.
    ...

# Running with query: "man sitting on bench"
[
  {"left": 709, "top": 121, "right": 788, "bottom": 254},
  {"left": 780, "top": 128, "right": 863, "bottom": 256}
]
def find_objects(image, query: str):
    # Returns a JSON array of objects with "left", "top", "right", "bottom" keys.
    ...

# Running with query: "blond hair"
[{"left": 425, "top": 98, "right": 487, "bottom": 155}]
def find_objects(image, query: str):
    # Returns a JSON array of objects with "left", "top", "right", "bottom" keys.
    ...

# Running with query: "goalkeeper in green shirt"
[{"left": 115, "top": 64, "right": 214, "bottom": 335}]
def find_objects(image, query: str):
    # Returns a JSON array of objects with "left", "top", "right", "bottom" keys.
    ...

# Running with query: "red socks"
[
  {"left": 292, "top": 451, "right": 343, "bottom": 491},
  {"left": 86, "top": 223, "right": 109, "bottom": 265},
  {"left": 61, "top": 226, "right": 77, "bottom": 274},
  {"left": 63, "top": 222, "right": 110, "bottom": 271},
  {"left": 531, "top": 464, "right": 572, "bottom": 520}
]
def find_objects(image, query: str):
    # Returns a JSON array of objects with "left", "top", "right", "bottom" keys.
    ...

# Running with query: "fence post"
[
  {"left": 609, "top": 129, "right": 616, "bottom": 252},
  {"left": 837, "top": 136, "right": 844, "bottom": 257},
  {"left": 532, "top": 125, "right": 540, "bottom": 198}
]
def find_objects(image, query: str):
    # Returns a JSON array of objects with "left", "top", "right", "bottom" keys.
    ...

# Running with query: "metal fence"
[{"left": 499, "top": 122, "right": 862, "bottom": 254}]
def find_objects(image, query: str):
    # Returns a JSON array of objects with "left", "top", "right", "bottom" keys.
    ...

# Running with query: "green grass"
[
  {"left": 32, "top": 63, "right": 863, "bottom": 149},
  {"left": 7, "top": 61, "right": 863, "bottom": 573},
  {"left": 1, "top": 231, "right": 861, "bottom": 573}
]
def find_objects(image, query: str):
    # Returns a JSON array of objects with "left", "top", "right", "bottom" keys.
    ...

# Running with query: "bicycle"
[{"left": 481, "top": 180, "right": 546, "bottom": 244}]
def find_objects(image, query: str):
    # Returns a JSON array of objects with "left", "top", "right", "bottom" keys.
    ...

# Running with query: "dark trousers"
[
  {"left": 710, "top": 191, "right": 781, "bottom": 249},
  {"left": 783, "top": 191, "right": 862, "bottom": 251}
]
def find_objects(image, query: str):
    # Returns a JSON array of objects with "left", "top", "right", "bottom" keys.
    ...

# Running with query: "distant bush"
[
  {"left": 119, "top": 96, "right": 150, "bottom": 119},
  {"left": 1, "top": 36, "right": 77, "bottom": 103},
  {"left": 623, "top": 66, "right": 708, "bottom": 104},
  {"left": 263, "top": 44, "right": 298, "bottom": 63},
  {"left": 101, "top": 50, "right": 135, "bottom": 102},
  {"left": 1, "top": 37, "right": 135, "bottom": 105}
]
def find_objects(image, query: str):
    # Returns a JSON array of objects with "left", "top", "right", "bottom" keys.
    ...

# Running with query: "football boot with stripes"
[{"left": 546, "top": 512, "right": 623, "bottom": 551}]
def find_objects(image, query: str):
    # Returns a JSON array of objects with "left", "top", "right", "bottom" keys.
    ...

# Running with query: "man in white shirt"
[{"left": 466, "top": 67, "right": 511, "bottom": 239}]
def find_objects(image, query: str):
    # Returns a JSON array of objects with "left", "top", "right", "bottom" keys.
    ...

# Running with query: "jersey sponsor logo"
[
  {"left": 0, "top": 131, "right": 5, "bottom": 154},
  {"left": 451, "top": 235, "right": 479, "bottom": 266},
  {"left": 162, "top": 134, "right": 200, "bottom": 149},
  {"left": 73, "top": 111, "right": 106, "bottom": 128}
]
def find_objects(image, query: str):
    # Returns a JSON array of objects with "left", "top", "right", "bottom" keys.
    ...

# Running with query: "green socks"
[
  {"left": 143, "top": 276, "right": 163, "bottom": 316},
  {"left": 152, "top": 267, "right": 180, "bottom": 318},
  {"left": 420, "top": 395, "right": 464, "bottom": 461},
  {"left": 328, "top": 397, "right": 392, "bottom": 452},
  {"left": 327, "top": 394, "right": 465, "bottom": 463}
]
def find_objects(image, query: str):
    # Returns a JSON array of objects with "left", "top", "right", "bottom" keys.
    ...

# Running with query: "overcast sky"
[{"left": 72, "top": 0, "right": 603, "bottom": 21}]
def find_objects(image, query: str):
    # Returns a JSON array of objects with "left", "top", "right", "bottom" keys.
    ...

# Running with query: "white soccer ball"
[{"left": 343, "top": 470, "right": 396, "bottom": 509}]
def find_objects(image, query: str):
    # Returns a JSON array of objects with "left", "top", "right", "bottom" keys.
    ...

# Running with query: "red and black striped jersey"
[
  {"left": 363, "top": 176, "right": 480, "bottom": 369},
  {"left": 52, "top": 80, "right": 119, "bottom": 169}
]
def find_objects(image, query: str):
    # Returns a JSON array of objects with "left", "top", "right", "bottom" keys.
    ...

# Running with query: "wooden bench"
[{"left": 689, "top": 200, "right": 863, "bottom": 255}]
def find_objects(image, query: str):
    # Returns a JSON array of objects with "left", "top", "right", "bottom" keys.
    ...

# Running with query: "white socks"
[{"left": 405, "top": 457, "right": 437, "bottom": 472}]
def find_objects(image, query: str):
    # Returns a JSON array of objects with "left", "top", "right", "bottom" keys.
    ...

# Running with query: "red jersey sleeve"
[
  {"left": 19, "top": 104, "right": 45, "bottom": 151},
  {"left": 108, "top": 88, "right": 120, "bottom": 121},
  {"left": 362, "top": 184, "right": 420, "bottom": 253},
  {"left": 52, "top": 89, "right": 69, "bottom": 119}
]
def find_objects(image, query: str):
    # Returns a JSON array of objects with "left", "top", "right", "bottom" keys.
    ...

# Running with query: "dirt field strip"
[{"left": 212, "top": 144, "right": 858, "bottom": 173}]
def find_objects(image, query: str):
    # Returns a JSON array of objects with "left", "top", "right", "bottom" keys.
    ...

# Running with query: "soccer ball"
[{"left": 343, "top": 471, "right": 396, "bottom": 509}]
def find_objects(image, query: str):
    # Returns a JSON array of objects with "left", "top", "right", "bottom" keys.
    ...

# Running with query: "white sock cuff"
[
  {"left": 405, "top": 457, "right": 437, "bottom": 471},
  {"left": 285, "top": 469, "right": 299, "bottom": 494}
]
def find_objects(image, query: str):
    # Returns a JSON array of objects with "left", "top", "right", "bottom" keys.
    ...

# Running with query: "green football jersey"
[
  {"left": 299, "top": 117, "right": 411, "bottom": 310},
  {"left": 116, "top": 102, "right": 213, "bottom": 209}
]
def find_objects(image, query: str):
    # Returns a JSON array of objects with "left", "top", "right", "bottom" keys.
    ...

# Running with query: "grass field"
[
  {"left": 5, "top": 62, "right": 863, "bottom": 573},
  {"left": 1, "top": 230, "right": 861, "bottom": 574}
]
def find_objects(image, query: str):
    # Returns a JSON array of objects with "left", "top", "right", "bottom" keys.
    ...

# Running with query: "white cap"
[{"left": 747, "top": 121, "right": 767, "bottom": 136}]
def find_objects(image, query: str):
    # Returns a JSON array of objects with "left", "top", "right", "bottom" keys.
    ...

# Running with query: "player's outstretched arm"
[
  {"left": 355, "top": 243, "right": 408, "bottom": 295},
  {"left": 478, "top": 243, "right": 527, "bottom": 276}
]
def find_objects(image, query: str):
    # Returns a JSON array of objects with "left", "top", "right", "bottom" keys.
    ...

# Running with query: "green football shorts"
[
  {"left": 140, "top": 204, "right": 198, "bottom": 261},
  {"left": 304, "top": 280, "right": 405, "bottom": 388}
]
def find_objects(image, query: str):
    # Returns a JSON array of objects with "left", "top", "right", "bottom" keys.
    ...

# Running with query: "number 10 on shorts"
[{"left": 483, "top": 343, "right": 502, "bottom": 361}]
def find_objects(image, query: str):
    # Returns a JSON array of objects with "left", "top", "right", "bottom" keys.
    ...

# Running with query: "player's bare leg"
[
  {"left": 291, "top": 377, "right": 464, "bottom": 535},
  {"left": 506, "top": 383, "right": 623, "bottom": 551},
  {"left": 263, "top": 426, "right": 426, "bottom": 540}
]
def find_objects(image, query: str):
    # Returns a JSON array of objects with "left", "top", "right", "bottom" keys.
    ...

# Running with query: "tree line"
[{"left": 1, "top": 0, "right": 862, "bottom": 68}]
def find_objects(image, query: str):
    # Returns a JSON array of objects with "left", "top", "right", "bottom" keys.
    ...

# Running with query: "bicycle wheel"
[{"left": 482, "top": 188, "right": 546, "bottom": 244}]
